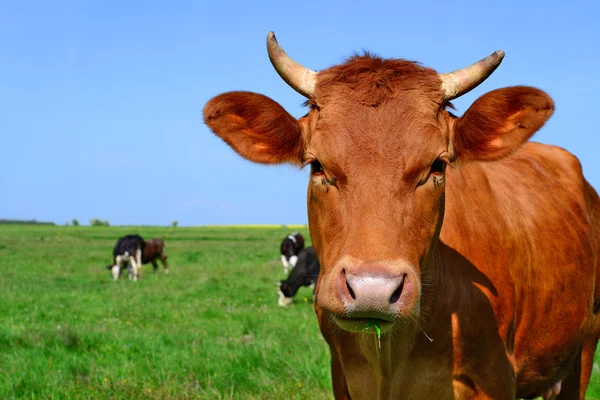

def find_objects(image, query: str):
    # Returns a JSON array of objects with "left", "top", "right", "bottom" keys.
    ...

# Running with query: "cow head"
[
  {"left": 204, "top": 33, "right": 553, "bottom": 333},
  {"left": 106, "top": 263, "right": 121, "bottom": 280},
  {"left": 277, "top": 280, "right": 294, "bottom": 307}
]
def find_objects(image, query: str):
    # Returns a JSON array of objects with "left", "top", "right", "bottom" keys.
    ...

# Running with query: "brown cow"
[
  {"left": 203, "top": 32, "right": 600, "bottom": 399},
  {"left": 142, "top": 238, "right": 169, "bottom": 274}
]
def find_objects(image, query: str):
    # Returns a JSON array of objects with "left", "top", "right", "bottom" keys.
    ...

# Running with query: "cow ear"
[
  {"left": 204, "top": 91, "right": 305, "bottom": 165},
  {"left": 452, "top": 86, "right": 554, "bottom": 161}
]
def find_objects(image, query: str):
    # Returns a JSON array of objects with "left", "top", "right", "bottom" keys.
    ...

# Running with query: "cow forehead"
[
  {"left": 314, "top": 54, "right": 444, "bottom": 108},
  {"left": 305, "top": 55, "right": 448, "bottom": 171},
  {"left": 307, "top": 103, "right": 448, "bottom": 178}
]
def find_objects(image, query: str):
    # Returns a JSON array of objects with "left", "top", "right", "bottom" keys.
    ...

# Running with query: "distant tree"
[
  {"left": 171, "top": 221, "right": 178, "bottom": 228},
  {"left": 0, "top": 219, "right": 55, "bottom": 226},
  {"left": 90, "top": 218, "right": 109, "bottom": 227},
  {"left": 72, "top": 218, "right": 80, "bottom": 226}
]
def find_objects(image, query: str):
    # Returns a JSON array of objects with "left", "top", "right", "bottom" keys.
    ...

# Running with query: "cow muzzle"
[
  {"left": 331, "top": 263, "right": 420, "bottom": 332},
  {"left": 111, "top": 265, "right": 120, "bottom": 280}
]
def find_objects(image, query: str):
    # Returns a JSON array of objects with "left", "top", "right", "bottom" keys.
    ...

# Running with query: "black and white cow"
[
  {"left": 277, "top": 246, "right": 320, "bottom": 306},
  {"left": 106, "top": 234, "right": 145, "bottom": 281},
  {"left": 279, "top": 232, "right": 305, "bottom": 274}
]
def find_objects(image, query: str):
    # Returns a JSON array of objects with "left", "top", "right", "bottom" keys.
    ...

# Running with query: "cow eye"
[
  {"left": 311, "top": 160, "right": 324, "bottom": 175},
  {"left": 430, "top": 159, "right": 445, "bottom": 176}
]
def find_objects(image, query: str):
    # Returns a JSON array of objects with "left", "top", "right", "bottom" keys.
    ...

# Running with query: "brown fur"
[
  {"left": 204, "top": 53, "right": 599, "bottom": 399},
  {"left": 142, "top": 238, "right": 169, "bottom": 273}
]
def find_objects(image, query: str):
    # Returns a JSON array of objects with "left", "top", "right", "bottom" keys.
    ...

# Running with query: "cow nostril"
[
  {"left": 346, "top": 280, "right": 356, "bottom": 300},
  {"left": 389, "top": 274, "right": 406, "bottom": 304}
]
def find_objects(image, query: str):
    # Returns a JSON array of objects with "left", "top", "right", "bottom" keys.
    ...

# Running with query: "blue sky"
[{"left": 1, "top": 0, "right": 599, "bottom": 226}]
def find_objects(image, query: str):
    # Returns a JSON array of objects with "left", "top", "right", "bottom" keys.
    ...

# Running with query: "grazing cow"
[
  {"left": 280, "top": 232, "right": 305, "bottom": 274},
  {"left": 203, "top": 32, "right": 600, "bottom": 399},
  {"left": 107, "top": 234, "right": 145, "bottom": 281},
  {"left": 278, "top": 246, "right": 320, "bottom": 306},
  {"left": 107, "top": 236, "right": 169, "bottom": 280},
  {"left": 142, "top": 238, "right": 169, "bottom": 274}
]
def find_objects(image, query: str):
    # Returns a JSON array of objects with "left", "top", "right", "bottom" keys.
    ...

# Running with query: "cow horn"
[
  {"left": 267, "top": 31, "right": 317, "bottom": 98},
  {"left": 439, "top": 50, "right": 505, "bottom": 100}
]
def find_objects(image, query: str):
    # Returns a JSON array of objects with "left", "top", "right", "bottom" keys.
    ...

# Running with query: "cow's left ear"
[
  {"left": 204, "top": 91, "right": 305, "bottom": 165},
  {"left": 451, "top": 86, "right": 554, "bottom": 162}
]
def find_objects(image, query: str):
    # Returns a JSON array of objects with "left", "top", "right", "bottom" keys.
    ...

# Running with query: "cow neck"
[
  {"left": 348, "top": 318, "right": 427, "bottom": 399},
  {"left": 347, "top": 244, "right": 447, "bottom": 396}
]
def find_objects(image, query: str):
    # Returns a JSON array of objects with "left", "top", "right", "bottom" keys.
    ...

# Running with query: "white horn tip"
[
  {"left": 493, "top": 50, "right": 505, "bottom": 61},
  {"left": 265, "top": 31, "right": 317, "bottom": 98}
]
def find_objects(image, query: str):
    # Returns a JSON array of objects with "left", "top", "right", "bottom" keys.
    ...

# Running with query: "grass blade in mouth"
[{"left": 365, "top": 319, "right": 381, "bottom": 349}]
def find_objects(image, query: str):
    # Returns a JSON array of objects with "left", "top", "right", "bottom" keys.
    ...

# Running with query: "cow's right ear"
[{"left": 203, "top": 91, "right": 305, "bottom": 165}]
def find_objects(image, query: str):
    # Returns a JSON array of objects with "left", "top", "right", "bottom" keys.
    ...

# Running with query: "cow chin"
[{"left": 334, "top": 316, "right": 399, "bottom": 334}]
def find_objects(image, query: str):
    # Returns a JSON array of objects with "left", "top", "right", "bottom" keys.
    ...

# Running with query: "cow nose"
[{"left": 343, "top": 270, "right": 407, "bottom": 320}]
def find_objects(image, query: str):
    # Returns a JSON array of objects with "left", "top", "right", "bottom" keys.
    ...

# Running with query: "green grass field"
[{"left": 1, "top": 225, "right": 599, "bottom": 399}]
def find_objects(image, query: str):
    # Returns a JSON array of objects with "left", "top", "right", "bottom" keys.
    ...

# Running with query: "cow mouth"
[{"left": 334, "top": 316, "right": 395, "bottom": 333}]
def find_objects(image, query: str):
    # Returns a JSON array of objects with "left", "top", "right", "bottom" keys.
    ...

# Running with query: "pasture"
[
  {"left": 0, "top": 225, "right": 329, "bottom": 399},
  {"left": 1, "top": 225, "right": 599, "bottom": 399}
]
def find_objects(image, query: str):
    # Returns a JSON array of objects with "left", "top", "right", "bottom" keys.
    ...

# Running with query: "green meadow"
[{"left": 0, "top": 225, "right": 599, "bottom": 399}]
